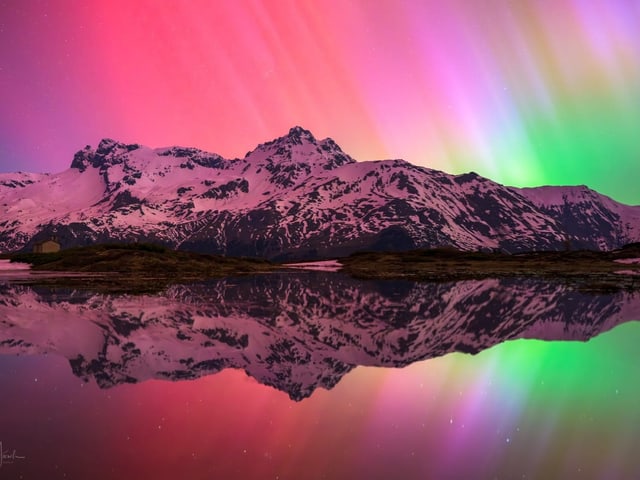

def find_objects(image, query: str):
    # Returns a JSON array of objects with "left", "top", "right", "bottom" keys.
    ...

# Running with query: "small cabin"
[{"left": 33, "top": 239, "right": 61, "bottom": 254}]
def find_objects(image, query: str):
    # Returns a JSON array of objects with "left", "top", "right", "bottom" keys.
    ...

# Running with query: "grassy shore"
[
  {"left": 6, "top": 243, "right": 280, "bottom": 293},
  {"left": 5, "top": 242, "right": 640, "bottom": 293},
  {"left": 340, "top": 244, "right": 640, "bottom": 292}
]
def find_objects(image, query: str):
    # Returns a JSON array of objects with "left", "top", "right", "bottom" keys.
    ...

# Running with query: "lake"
[{"left": 0, "top": 270, "right": 639, "bottom": 479}]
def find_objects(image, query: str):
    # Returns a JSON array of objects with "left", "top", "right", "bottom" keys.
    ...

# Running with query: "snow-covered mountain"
[
  {"left": 1, "top": 127, "right": 639, "bottom": 259},
  {"left": 0, "top": 273, "right": 638, "bottom": 400}
]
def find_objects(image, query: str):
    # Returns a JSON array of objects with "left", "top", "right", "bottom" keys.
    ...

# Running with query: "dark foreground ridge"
[
  {"left": 341, "top": 243, "right": 640, "bottom": 292},
  {"left": 8, "top": 243, "right": 279, "bottom": 293},
  {"left": 6, "top": 242, "right": 640, "bottom": 293}
]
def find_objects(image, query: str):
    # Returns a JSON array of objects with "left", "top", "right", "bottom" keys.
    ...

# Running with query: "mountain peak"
[
  {"left": 96, "top": 138, "right": 140, "bottom": 156},
  {"left": 263, "top": 126, "right": 317, "bottom": 149},
  {"left": 70, "top": 139, "right": 141, "bottom": 172},
  {"left": 241, "top": 127, "right": 356, "bottom": 173},
  {"left": 97, "top": 138, "right": 120, "bottom": 154},
  {"left": 286, "top": 126, "right": 316, "bottom": 142}
]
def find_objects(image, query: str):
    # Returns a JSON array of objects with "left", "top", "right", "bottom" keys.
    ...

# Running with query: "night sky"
[{"left": 1, "top": 0, "right": 639, "bottom": 204}]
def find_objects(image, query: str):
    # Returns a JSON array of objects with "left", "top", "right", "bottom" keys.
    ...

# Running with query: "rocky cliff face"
[
  {"left": 1, "top": 127, "right": 639, "bottom": 259},
  {"left": 0, "top": 273, "right": 638, "bottom": 400}
]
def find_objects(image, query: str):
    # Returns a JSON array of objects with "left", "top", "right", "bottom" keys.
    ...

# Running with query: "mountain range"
[
  {"left": 1, "top": 127, "right": 639, "bottom": 259},
  {"left": 0, "top": 273, "right": 638, "bottom": 400}
]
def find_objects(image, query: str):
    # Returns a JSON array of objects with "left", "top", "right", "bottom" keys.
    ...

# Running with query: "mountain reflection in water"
[{"left": 0, "top": 272, "right": 638, "bottom": 400}]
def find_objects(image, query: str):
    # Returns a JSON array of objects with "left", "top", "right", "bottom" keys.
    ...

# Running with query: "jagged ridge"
[{"left": 1, "top": 127, "right": 639, "bottom": 259}]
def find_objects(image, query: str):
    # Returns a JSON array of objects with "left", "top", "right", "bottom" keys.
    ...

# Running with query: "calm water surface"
[{"left": 0, "top": 271, "right": 639, "bottom": 479}]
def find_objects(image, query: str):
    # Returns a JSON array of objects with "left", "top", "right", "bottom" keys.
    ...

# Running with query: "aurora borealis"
[
  {"left": 1, "top": 2, "right": 640, "bottom": 478},
  {"left": 1, "top": 0, "right": 639, "bottom": 204}
]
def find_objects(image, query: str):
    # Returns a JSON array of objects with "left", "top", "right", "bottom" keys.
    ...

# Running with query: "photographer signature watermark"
[{"left": 0, "top": 441, "right": 26, "bottom": 468}]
